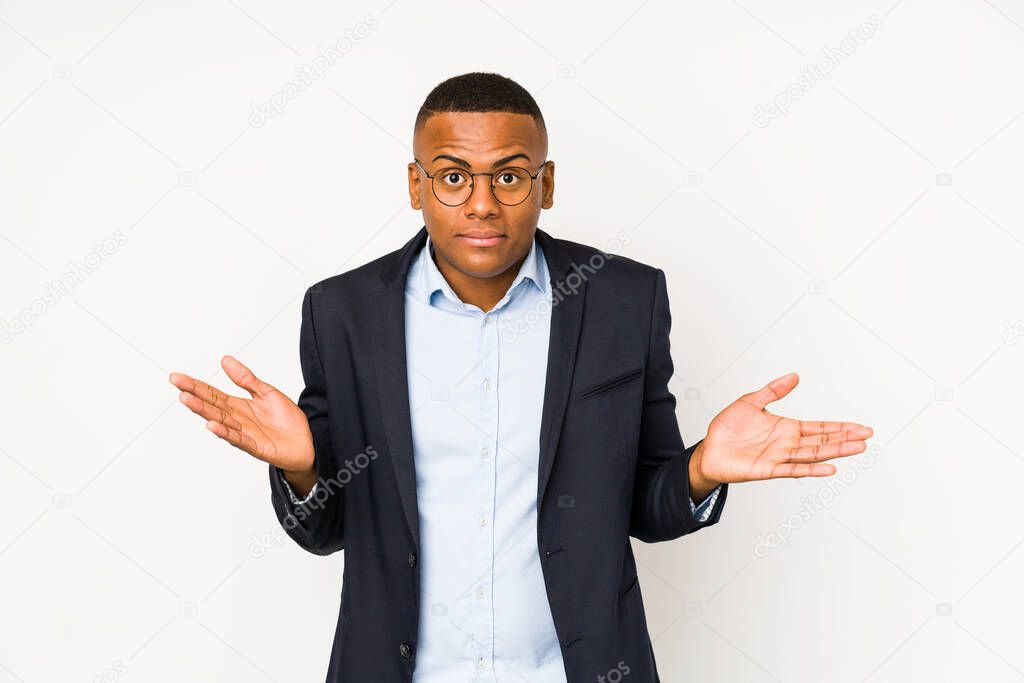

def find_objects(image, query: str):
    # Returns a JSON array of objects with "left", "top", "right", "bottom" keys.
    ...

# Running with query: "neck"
[{"left": 431, "top": 248, "right": 527, "bottom": 313}]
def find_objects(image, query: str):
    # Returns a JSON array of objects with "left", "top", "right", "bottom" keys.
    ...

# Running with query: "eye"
[
  {"left": 494, "top": 168, "right": 527, "bottom": 186},
  {"left": 438, "top": 169, "right": 470, "bottom": 187}
]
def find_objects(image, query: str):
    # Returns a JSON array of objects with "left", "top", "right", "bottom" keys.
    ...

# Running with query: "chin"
[{"left": 457, "top": 252, "right": 508, "bottom": 276}]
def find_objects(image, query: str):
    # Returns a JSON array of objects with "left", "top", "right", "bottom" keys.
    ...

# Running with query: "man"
[{"left": 169, "top": 72, "right": 872, "bottom": 682}]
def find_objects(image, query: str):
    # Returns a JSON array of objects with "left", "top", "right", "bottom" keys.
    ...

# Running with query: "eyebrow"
[{"left": 431, "top": 153, "right": 531, "bottom": 169}]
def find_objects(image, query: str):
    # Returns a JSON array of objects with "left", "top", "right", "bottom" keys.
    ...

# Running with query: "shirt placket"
[{"left": 473, "top": 308, "right": 500, "bottom": 680}]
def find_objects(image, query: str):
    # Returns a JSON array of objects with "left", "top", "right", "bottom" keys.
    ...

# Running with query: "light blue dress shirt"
[{"left": 281, "top": 232, "right": 721, "bottom": 681}]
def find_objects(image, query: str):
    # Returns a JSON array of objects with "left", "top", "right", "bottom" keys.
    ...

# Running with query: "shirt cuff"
[
  {"left": 690, "top": 483, "right": 723, "bottom": 523},
  {"left": 277, "top": 467, "right": 319, "bottom": 505}
]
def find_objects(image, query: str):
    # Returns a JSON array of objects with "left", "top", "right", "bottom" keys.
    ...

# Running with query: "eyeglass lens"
[{"left": 431, "top": 167, "right": 534, "bottom": 206}]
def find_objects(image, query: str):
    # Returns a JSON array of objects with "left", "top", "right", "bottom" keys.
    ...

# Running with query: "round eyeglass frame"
[{"left": 413, "top": 157, "right": 548, "bottom": 207}]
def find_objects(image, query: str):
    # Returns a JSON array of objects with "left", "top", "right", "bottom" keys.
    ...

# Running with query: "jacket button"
[
  {"left": 399, "top": 642, "right": 413, "bottom": 659},
  {"left": 408, "top": 552, "right": 417, "bottom": 568}
]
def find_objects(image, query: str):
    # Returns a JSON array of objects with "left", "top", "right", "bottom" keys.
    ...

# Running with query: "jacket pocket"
[{"left": 574, "top": 366, "right": 643, "bottom": 400}]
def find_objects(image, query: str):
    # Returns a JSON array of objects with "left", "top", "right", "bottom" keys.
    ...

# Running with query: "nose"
[{"left": 463, "top": 176, "right": 500, "bottom": 220}]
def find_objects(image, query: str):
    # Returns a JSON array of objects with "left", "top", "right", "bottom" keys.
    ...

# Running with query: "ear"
[
  {"left": 407, "top": 162, "right": 422, "bottom": 210},
  {"left": 540, "top": 160, "right": 555, "bottom": 210}
]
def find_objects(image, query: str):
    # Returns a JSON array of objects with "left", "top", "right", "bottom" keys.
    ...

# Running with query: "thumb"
[
  {"left": 222, "top": 355, "right": 270, "bottom": 398},
  {"left": 746, "top": 372, "right": 799, "bottom": 410}
]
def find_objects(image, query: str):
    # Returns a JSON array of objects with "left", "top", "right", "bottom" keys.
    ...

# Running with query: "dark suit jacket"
[{"left": 269, "top": 225, "right": 729, "bottom": 682}]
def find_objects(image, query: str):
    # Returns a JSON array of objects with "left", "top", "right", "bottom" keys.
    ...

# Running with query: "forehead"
[{"left": 414, "top": 111, "right": 544, "bottom": 162}]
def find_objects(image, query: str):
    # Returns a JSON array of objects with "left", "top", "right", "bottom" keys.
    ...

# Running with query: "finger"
[
  {"left": 771, "top": 461, "right": 837, "bottom": 478},
  {"left": 744, "top": 372, "right": 799, "bottom": 411},
  {"left": 799, "top": 420, "right": 871, "bottom": 437},
  {"left": 168, "top": 371, "right": 201, "bottom": 392},
  {"left": 169, "top": 371, "right": 235, "bottom": 410},
  {"left": 799, "top": 426, "right": 874, "bottom": 446},
  {"left": 179, "top": 391, "right": 245, "bottom": 432},
  {"left": 206, "top": 419, "right": 262, "bottom": 458},
  {"left": 784, "top": 440, "right": 867, "bottom": 463},
  {"left": 221, "top": 355, "right": 271, "bottom": 399}
]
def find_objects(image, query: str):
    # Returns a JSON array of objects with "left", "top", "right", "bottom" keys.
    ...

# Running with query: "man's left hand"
[{"left": 691, "top": 372, "right": 874, "bottom": 491}]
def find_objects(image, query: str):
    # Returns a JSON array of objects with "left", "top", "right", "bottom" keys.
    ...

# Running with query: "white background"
[{"left": 2, "top": 1, "right": 1023, "bottom": 681}]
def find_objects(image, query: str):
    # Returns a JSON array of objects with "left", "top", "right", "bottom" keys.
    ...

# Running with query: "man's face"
[{"left": 408, "top": 111, "right": 554, "bottom": 280}]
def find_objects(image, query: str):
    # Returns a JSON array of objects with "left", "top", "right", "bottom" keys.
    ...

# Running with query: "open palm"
[
  {"left": 168, "top": 355, "right": 314, "bottom": 473},
  {"left": 698, "top": 373, "right": 873, "bottom": 484}
]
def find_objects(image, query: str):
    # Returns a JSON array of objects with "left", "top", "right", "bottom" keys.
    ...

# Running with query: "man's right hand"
[{"left": 169, "top": 355, "right": 318, "bottom": 496}]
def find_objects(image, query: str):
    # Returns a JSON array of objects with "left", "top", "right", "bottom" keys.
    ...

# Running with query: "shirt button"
[
  {"left": 399, "top": 642, "right": 413, "bottom": 660},
  {"left": 479, "top": 516, "right": 488, "bottom": 527},
  {"left": 480, "top": 447, "right": 490, "bottom": 459},
  {"left": 408, "top": 552, "right": 417, "bottom": 568},
  {"left": 476, "top": 587, "right": 485, "bottom": 599},
  {"left": 482, "top": 378, "right": 491, "bottom": 390},
  {"left": 478, "top": 657, "right": 488, "bottom": 669}
]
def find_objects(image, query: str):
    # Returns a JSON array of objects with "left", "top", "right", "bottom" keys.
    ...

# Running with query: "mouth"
[{"left": 456, "top": 232, "right": 506, "bottom": 248}]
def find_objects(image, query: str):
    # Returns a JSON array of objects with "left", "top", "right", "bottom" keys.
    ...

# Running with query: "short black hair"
[{"left": 414, "top": 72, "right": 546, "bottom": 136}]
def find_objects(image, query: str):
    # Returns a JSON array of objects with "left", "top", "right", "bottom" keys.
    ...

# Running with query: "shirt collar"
[{"left": 412, "top": 232, "right": 550, "bottom": 308}]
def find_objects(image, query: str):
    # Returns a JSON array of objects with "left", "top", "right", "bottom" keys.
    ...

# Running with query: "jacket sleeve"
[
  {"left": 268, "top": 285, "right": 345, "bottom": 556},
  {"left": 629, "top": 268, "right": 729, "bottom": 543}
]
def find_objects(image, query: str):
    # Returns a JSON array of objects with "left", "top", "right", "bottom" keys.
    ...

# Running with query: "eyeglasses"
[{"left": 413, "top": 157, "right": 548, "bottom": 207}]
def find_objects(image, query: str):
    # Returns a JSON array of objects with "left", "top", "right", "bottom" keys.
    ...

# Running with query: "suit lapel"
[
  {"left": 371, "top": 226, "right": 429, "bottom": 549},
  {"left": 371, "top": 226, "right": 585, "bottom": 547},
  {"left": 534, "top": 228, "right": 586, "bottom": 515}
]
